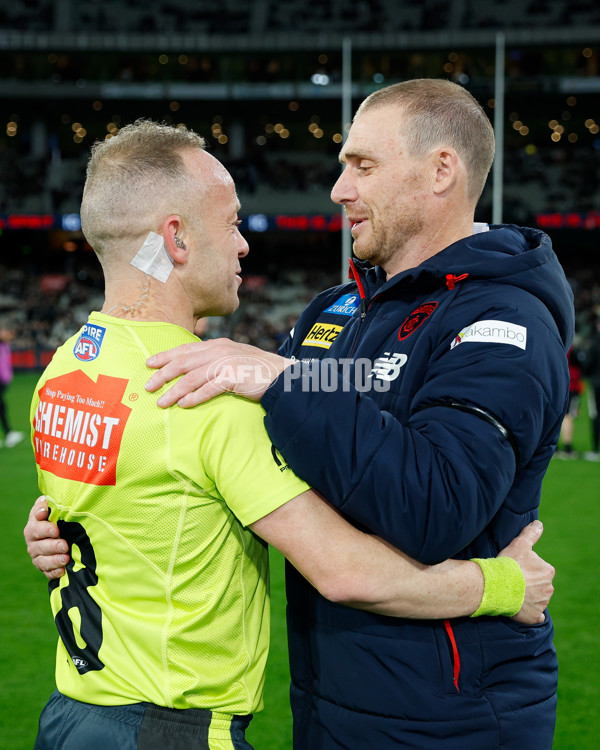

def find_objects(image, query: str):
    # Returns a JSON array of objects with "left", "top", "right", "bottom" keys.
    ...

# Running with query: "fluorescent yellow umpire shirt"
[{"left": 31, "top": 312, "right": 309, "bottom": 715}]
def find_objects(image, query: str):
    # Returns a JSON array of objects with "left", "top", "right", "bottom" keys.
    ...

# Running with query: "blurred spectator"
[
  {"left": 582, "top": 317, "right": 600, "bottom": 460},
  {"left": 556, "top": 346, "right": 585, "bottom": 459},
  {"left": 0, "top": 325, "right": 25, "bottom": 448}
]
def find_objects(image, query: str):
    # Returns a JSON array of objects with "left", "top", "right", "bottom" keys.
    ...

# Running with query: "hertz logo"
[{"left": 301, "top": 323, "right": 343, "bottom": 349}]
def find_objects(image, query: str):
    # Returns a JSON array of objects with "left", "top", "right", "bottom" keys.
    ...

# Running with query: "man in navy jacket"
[
  {"left": 43, "top": 81, "right": 574, "bottom": 747},
  {"left": 146, "top": 79, "right": 572, "bottom": 749}
]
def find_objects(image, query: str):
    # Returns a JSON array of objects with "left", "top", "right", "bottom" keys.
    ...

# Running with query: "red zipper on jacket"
[
  {"left": 443, "top": 619, "right": 461, "bottom": 692},
  {"left": 348, "top": 258, "right": 367, "bottom": 356},
  {"left": 347, "top": 263, "right": 470, "bottom": 356},
  {"left": 348, "top": 260, "right": 464, "bottom": 693},
  {"left": 445, "top": 273, "right": 469, "bottom": 290}
]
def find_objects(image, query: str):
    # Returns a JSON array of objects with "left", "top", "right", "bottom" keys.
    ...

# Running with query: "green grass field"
[{"left": 1, "top": 373, "right": 598, "bottom": 749}]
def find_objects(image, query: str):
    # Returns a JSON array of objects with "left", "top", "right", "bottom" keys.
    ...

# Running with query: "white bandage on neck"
[{"left": 130, "top": 231, "right": 175, "bottom": 283}]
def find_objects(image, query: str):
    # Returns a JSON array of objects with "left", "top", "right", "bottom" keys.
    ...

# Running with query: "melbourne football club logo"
[
  {"left": 398, "top": 302, "right": 438, "bottom": 341},
  {"left": 74, "top": 324, "right": 106, "bottom": 362}
]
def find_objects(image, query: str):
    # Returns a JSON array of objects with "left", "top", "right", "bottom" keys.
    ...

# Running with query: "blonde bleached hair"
[
  {"left": 356, "top": 78, "right": 496, "bottom": 203},
  {"left": 80, "top": 119, "right": 207, "bottom": 257}
]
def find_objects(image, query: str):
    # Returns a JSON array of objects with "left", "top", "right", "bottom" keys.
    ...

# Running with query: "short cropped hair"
[
  {"left": 356, "top": 79, "right": 496, "bottom": 202},
  {"left": 80, "top": 120, "right": 206, "bottom": 256}
]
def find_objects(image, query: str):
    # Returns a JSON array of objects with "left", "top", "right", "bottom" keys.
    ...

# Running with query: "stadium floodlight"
[
  {"left": 62, "top": 214, "right": 82, "bottom": 232},
  {"left": 248, "top": 214, "right": 269, "bottom": 232},
  {"left": 310, "top": 73, "right": 330, "bottom": 86}
]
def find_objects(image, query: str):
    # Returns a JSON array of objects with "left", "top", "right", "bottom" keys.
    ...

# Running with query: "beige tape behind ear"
[{"left": 130, "top": 231, "right": 175, "bottom": 283}]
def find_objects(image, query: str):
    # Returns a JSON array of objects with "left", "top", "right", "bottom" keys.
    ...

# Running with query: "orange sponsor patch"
[{"left": 33, "top": 370, "right": 132, "bottom": 486}]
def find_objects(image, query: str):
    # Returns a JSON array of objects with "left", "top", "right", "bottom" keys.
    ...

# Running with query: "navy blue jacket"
[{"left": 261, "top": 226, "right": 573, "bottom": 749}]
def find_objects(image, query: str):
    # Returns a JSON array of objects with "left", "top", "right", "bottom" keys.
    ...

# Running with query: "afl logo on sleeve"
[
  {"left": 271, "top": 444, "right": 292, "bottom": 472},
  {"left": 398, "top": 302, "right": 438, "bottom": 341},
  {"left": 74, "top": 324, "right": 106, "bottom": 362}
]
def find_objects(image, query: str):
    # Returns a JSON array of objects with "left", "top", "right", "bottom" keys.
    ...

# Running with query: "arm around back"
[
  {"left": 249, "top": 490, "right": 552, "bottom": 623},
  {"left": 24, "top": 493, "right": 553, "bottom": 623}
]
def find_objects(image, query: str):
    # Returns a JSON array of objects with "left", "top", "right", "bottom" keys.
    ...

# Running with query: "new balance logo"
[{"left": 369, "top": 353, "right": 408, "bottom": 381}]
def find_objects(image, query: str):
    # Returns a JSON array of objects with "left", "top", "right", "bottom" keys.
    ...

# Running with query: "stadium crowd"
[
  {"left": 2, "top": 142, "right": 600, "bottom": 228},
  {"left": 0, "top": 260, "right": 337, "bottom": 355},
  {"left": 3, "top": 0, "right": 599, "bottom": 35},
  {"left": 0, "top": 257, "right": 597, "bottom": 358}
]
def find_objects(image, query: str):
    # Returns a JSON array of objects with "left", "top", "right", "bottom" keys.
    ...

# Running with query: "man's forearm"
[
  {"left": 26, "top": 493, "right": 549, "bottom": 623},
  {"left": 252, "top": 490, "right": 488, "bottom": 620},
  {"left": 315, "top": 535, "right": 486, "bottom": 619}
]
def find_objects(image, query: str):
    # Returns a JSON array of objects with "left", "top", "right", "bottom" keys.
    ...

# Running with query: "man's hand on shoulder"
[{"left": 145, "top": 338, "right": 293, "bottom": 407}]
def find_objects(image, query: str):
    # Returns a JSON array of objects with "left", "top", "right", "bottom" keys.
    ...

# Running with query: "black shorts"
[{"left": 34, "top": 690, "right": 253, "bottom": 750}]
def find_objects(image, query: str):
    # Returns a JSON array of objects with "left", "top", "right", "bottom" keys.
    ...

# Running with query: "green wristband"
[{"left": 470, "top": 556, "right": 526, "bottom": 618}]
